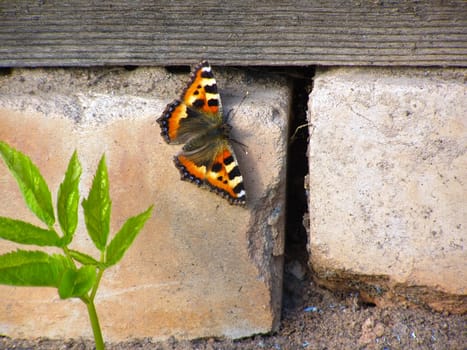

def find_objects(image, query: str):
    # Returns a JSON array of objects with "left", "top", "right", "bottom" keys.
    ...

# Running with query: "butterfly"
[{"left": 157, "top": 60, "right": 247, "bottom": 206}]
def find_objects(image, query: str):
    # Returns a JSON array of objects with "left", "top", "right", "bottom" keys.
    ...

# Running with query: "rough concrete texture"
[
  {"left": 307, "top": 67, "right": 466, "bottom": 313},
  {"left": 0, "top": 66, "right": 288, "bottom": 340}
]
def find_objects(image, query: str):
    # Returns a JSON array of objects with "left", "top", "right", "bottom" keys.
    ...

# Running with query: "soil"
[{"left": 1, "top": 269, "right": 466, "bottom": 350}]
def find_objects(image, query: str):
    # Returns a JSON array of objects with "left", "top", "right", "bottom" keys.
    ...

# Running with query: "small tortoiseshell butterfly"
[{"left": 157, "top": 61, "right": 247, "bottom": 206}]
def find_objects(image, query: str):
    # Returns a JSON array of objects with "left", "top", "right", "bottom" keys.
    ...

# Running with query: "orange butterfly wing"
[{"left": 157, "top": 61, "right": 246, "bottom": 206}]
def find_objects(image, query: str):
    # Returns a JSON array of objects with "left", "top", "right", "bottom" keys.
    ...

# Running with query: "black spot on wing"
[
  {"left": 201, "top": 70, "right": 214, "bottom": 79},
  {"left": 224, "top": 155, "right": 234, "bottom": 165},
  {"left": 207, "top": 99, "right": 219, "bottom": 107},
  {"left": 228, "top": 166, "right": 241, "bottom": 180},
  {"left": 193, "top": 99, "right": 205, "bottom": 108},
  {"left": 204, "top": 84, "right": 218, "bottom": 94},
  {"left": 211, "top": 162, "right": 222, "bottom": 173},
  {"left": 233, "top": 183, "right": 245, "bottom": 194}
]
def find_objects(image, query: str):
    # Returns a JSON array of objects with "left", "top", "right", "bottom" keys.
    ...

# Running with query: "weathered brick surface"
[
  {"left": 0, "top": 67, "right": 288, "bottom": 340},
  {"left": 307, "top": 67, "right": 466, "bottom": 313}
]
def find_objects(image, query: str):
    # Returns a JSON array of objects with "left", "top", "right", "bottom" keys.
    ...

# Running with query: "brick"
[
  {"left": 0, "top": 66, "right": 288, "bottom": 340},
  {"left": 307, "top": 67, "right": 467, "bottom": 313}
]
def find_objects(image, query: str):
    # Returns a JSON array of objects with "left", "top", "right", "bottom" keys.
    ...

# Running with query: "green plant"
[{"left": 0, "top": 141, "right": 153, "bottom": 350}]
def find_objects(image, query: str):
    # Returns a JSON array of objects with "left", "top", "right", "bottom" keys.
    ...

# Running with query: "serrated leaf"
[
  {"left": 82, "top": 155, "right": 111, "bottom": 251},
  {"left": 0, "top": 250, "right": 70, "bottom": 287},
  {"left": 106, "top": 205, "right": 153, "bottom": 267},
  {"left": 0, "top": 141, "right": 55, "bottom": 226},
  {"left": 57, "top": 151, "right": 82, "bottom": 245},
  {"left": 58, "top": 266, "right": 96, "bottom": 299},
  {"left": 68, "top": 249, "right": 101, "bottom": 267},
  {"left": 0, "top": 216, "right": 62, "bottom": 247}
]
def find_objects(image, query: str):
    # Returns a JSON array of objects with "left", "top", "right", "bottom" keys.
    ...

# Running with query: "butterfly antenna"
[
  {"left": 226, "top": 91, "right": 249, "bottom": 123},
  {"left": 225, "top": 91, "right": 250, "bottom": 154},
  {"left": 230, "top": 137, "right": 249, "bottom": 154}
]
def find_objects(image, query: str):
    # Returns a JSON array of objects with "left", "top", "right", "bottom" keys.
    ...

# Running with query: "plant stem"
[
  {"left": 62, "top": 246, "right": 77, "bottom": 269},
  {"left": 83, "top": 297, "right": 105, "bottom": 350},
  {"left": 90, "top": 264, "right": 105, "bottom": 301}
]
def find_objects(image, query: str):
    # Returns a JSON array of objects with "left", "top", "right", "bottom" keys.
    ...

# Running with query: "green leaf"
[
  {"left": 0, "top": 216, "right": 62, "bottom": 247},
  {"left": 58, "top": 268, "right": 75, "bottom": 299},
  {"left": 57, "top": 151, "right": 82, "bottom": 245},
  {"left": 0, "top": 141, "right": 55, "bottom": 226},
  {"left": 0, "top": 250, "right": 70, "bottom": 287},
  {"left": 68, "top": 249, "right": 101, "bottom": 267},
  {"left": 72, "top": 266, "right": 96, "bottom": 297},
  {"left": 58, "top": 265, "right": 96, "bottom": 299},
  {"left": 82, "top": 155, "right": 111, "bottom": 252},
  {"left": 106, "top": 205, "right": 153, "bottom": 267}
]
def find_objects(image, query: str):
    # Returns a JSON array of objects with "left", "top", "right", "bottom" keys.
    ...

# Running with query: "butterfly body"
[{"left": 157, "top": 61, "right": 247, "bottom": 206}]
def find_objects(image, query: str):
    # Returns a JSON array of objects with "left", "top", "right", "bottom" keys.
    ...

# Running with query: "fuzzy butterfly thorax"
[{"left": 157, "top": 61, "right": 247, "bottom": 206}]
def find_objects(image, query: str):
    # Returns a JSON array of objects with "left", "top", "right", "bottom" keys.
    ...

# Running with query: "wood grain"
[{"left": 1, "top": 0, "right": 466, "bottom": 67}]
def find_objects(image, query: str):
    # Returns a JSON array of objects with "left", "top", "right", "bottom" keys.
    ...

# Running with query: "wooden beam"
[{"left": 1, "top": 0, "right": 466, "bottom": 67}]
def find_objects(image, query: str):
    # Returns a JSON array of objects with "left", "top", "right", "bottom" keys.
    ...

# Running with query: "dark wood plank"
[{"left": 1, "top": 0, "right": 466, "bottom": 67}]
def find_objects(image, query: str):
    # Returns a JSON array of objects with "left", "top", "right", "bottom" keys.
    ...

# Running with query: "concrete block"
[
  {"left": 307, "top": 67, "right": 466, "bottom": 313},
  {"left": 0, "top": 66, "right": 288, "bottom": 340}
]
